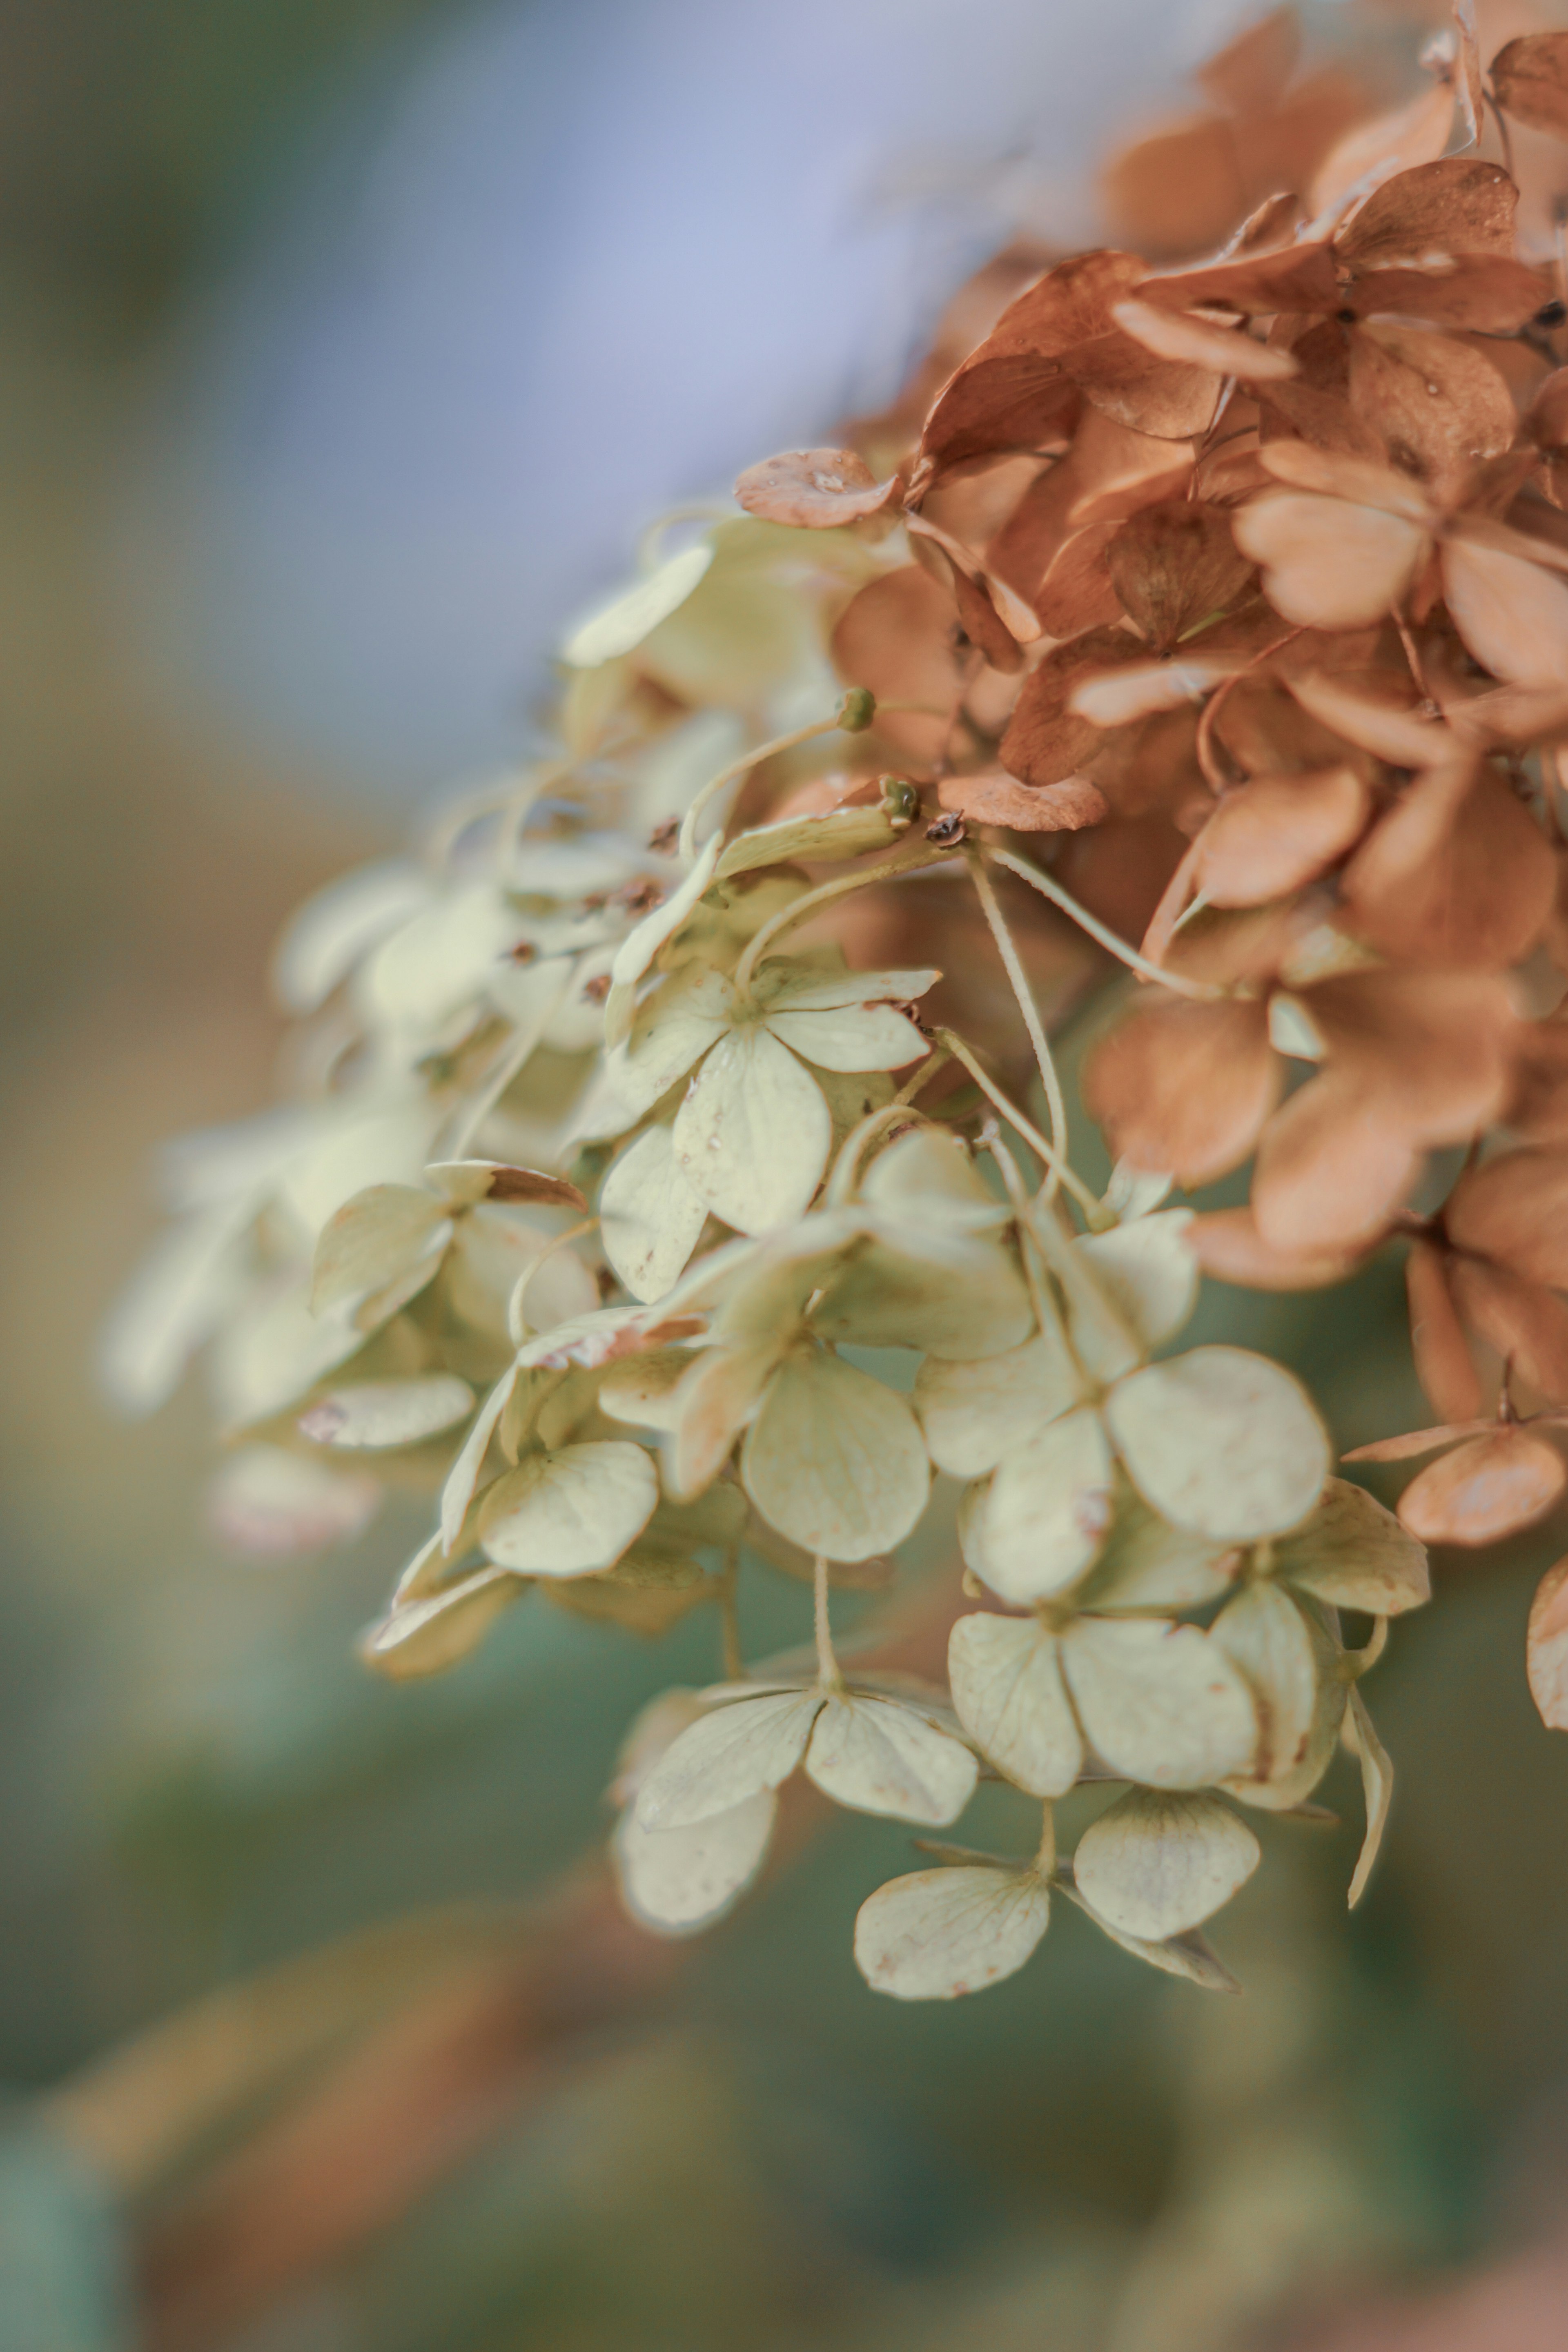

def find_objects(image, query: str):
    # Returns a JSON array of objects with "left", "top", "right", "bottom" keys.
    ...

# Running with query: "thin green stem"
[
  {"left": 893, "top": 1047, "right": 949, "bottom": 1106},
  {"left": 733, "top": 844, "right": 958, "bottom": 997},
  {"left": 965, "top": 846, "right": 1069, "bottom": 1198},
  {"left": 987, "top": 847, "right": 1225, "bottom": 1000},
  {"left": 933, "top": 1029, "right": 1102, "bottom": 1221}
]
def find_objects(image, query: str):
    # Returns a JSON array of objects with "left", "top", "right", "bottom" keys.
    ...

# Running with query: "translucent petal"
[
  {"left": 614, "top": 1792, "right": 778, "bottom": 1935},
  {"left": 754, "top": 966, "right": 941, "bottom": 1013},
  {"left": 607, "top": 831, "right": 722, "bottom": 1001},
  {"left": 561, "top": 540, "right": 713, "bottom": 668},
  {"left": 741, "top": 1348, "right": 929, "bottom": 1562},
  {"left": 1220, "top": 1600, "right": 1347, "bottom": 1813},
  {"left": 854, "top": 1866, "right": 1051, "bottom": 2000},
  {"left": 355, "top": 885, "right": 523, "bottom": 1034},
  {"left": 1273, "top": 1478, "right": 1430, "bottom": 1616},
  {"left": 914, "top": 1334, "right": 1081, "bottom": 1477},
  {"left": 298, "top": 1374, "right": 476, "bottom": 1452},
  {"left": 600, "top": 1125, "right": 710, "bottom": 1304},
  {"left": 635, "top": 1690, "right": 824, "bottom": 1829},
  {"left": 1062, "top": 1617, "right": 1258, "bottom": 1788},
  {"left": 762, "top": 1002, "right": 929, "bottom": 1074},
  {"left": 478, "top": 1441, "right": 659, "bottom": 1576},
  {"left": 1074, "top": 1211, "right": 1197, "bottom": 1354},
  {"left": 667, "top": 1344, "right": 777, "bottom": 1500},
  {"left": 1073, "top": 1788, "right": 1259, "bottom": 1940},
  {"left": 715, "top": 805, "right": 904, "bottom": 878},
  {"left": 99, "top": 1199, "right": 253, "bottom": 1417},
  {"left": 976, "top": 1408, "right": 1115, "bottom": 1603},
  {"left": 860, "top": 1127, "right": 1010, "bottom": 1235},
  {"left": 1105, "top": 1346, "right": 1330, "bottom": 1540},
  {"left": 272, "top": 860, "right": 431, "bottom": 1014},
  {"left": 673, "top": 1025, "right": 833, "bottom": 1234},
  {"left": 947, "top": 1613, "right": 1083, "bottom": 1797},
  {"left": 804, "top": 1694, "right": 978, "bottom": 1824}
]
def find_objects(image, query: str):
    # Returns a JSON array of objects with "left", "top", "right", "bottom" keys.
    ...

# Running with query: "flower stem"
[
  {"left": 813, "top": 1555, "right": 840, "bottom": 1688},
  {"left": 933, "top": 1028, "right": 1103, "bottom": 1222},
  {"left": 1036, "top": 1804, "right": 1057, "bottom": 1878},
  {"left": 965, "top": 845, "right": 1069, "bottom": 1196},
  {"left": 987, "top": 848, "right": 1225, "bottom": 1000},
  {"left": 733, "top": 843, "right": 958, "bottom": 997}
]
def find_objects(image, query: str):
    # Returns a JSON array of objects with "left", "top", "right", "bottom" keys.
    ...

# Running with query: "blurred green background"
[{"left": 5, "top": 3, "right": 1568, "bottom": 2348}]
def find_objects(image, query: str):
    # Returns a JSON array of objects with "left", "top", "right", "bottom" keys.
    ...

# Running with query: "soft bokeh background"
[{"left": 6, "top": 2, "right": 1568, "bottom": 2347}]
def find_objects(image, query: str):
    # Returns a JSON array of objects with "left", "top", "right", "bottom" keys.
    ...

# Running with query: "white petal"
[
  {"left": 741, "top": 1348, "right": 929, "bottom": 1561},
  {"left": 562, "top": 540, "right": 713, "bottom": 668},
  {"left": 976, "top": 1408, "right": 1115, "bottom": 1602},
  {"left": 439, "top": 1365, "right": 518, "bottom": 1552},
  {"left": 213, "top": 1284, "right": 368, "bottom": 1429},
  {"left": 755, "top": 966, "right": 941, "bottom": 1013},
  {"left": 1077, "top": 1490, "right": 1241, "bottom": 1612},
  {"left": 298, "top": 1374, "right": 476, "bottom": 1452},
  {"left": 611, "top": 964, "right": 736, "bottom": 1120},
  {"left": 1274, "top": 1478, "right": 1430, "bottom": 1616},
  {"left": 355, "top": 884, "right": 523, "bottom": 1034},
  {"left": 359, "top": 1567, "right": 524, "bottom": 1680},
  {"left": 99, "top": 1199, "right": 252, "bottom": 1416},
  {"left": 667, "top": 1343, "right": 776, "bottom": 1500},
  {"left": 478, "top": 1440, "right": 659, "bottom": 1575},
  {"left": 1060, "top": 1871, "right": 1240, "bottom": 1993},
  {"left": 947, "top": 1613, "right": 1083, "bottom": 1797},
  {"left": 673, "top": 1025, "right": 832, "bottom": 1233},
  {"left": 860, "top": 1127, "right": 1009, "bottom": 1234},
  {"left": 805, "top": 1694, "right": 978, "bottom": 1823},
  {"left": 1105, "top": 1346, "right": 1330, "bottom": 1541},
  {"left": 310, "top": 1184, "right": 449, "bottom": 1314},
  {"left": 914, "top": 1335, "right": 1081, "bottom": 1477},
  {"left": 1062, "top": 1617, "right": 1258, "bottom": 1789},
  {"left": 614, "top": 1791, "right": 778, "bottom": 1935},
  {"left": 763, "top": 1002, "right": 929, "bottom": 1073},
  {"left": 1074, "top": 1210, "right": 1197, "bottom": 1353},
  {"left": 635, "top": 1690, "right": 824, "bottom": 1829},
  {"left": 854, "top": 1866, "right": 1050, "bottom": 2000},
  {"left": 606, "top": 829, "right": 723, "bottom": 1035},
  {"left": 600, "top": 1125, "right": 711, "bottom": 1303},
  {"left": 1072, "top": 1788, "right": 1260, "bottom": 1940}
]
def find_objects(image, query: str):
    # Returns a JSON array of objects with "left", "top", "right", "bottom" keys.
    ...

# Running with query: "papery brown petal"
[
  {"left": 1490, "top": 32, "right": 1568, "bottom": 139},
  {"left": 832, "top": 566, "right": 967, "bottom": 767},
  {"left": 1396, "top": 1426, "right": 1566, "bottom": 1545},
  {"left": 920, "top": 252, "right": 1145, "bottom": 473},
  {"left": 1406, "top": 1238, "right": 1484, "bottom": 1424},
  {"left": 1529, "top": 368, "right": 1568, "bottom": 453},
  {"left": 1106, "top": 498, "right": 1256, "bottom": 653},
  {"left": 935, "top": 772, "right": 1108, "bottom": 832},
  {"left": 1256, "top": 439, "right": 1436, "bottom": 521},
  {"left": 733, "top": 448, "right": 900, "bottom": 528},
  {"left": 1341, "top": 763, "right": 1556, "bottom": 969},
  {"left": 482, "top": 1166, "right": 590, "bottom": 1210},
  {"left": 1188, "top": 1205, "right": 1369, "bottom": 1290},
  {"left": 1081, "top": 997, "right": 1278, "bottom": 1187},
  {"left": 1197, "top": 5, "right": 1300, "bottom": 114},
  {"left": 1334, "top": 157, "right": 1517, "bottom": 269},
  {"left": 1032, "top": 523, "right": 1123, "bottom": 637},
  {"left": 1066, "top": 331, "right": 1224, "bottom": 442},
  {"left": 1256, "top": 380, "right": 1389, "bottom": 463},
  {"left": 1195, "top": 766, "right": 1371, "bottom": 906},
  {"left": 1308, "top": 79, "right": 1456, "bottom": 223},
  {"left": 1448, "top": 1256, "right": 1568, "bottom": 1407},
  {"left": 1136, "top": 241, "right": 1339, "bottom": 319},
  {"left": 1446, "top": 1147, "right": 1568, "bottom": 1290},
  {"left": 1252, "top": 1068, "right": 1421, "bottom": 1253},
  {"left": 1070, "top": 657, "right": 1245, "bottom": 731},
  {"left": 1233, "top": 492, "right": 1428, "bottom": 628},
  {"left": 1103, "top": 117, "right": 1246, "bottom": 263},
  {"left": 1349, "top": 324, "right": 1517, "bottom": 498},
  {"left": 1503, "top": 1017, "right": 1568, "bottom": 1140},
  {"left": 1350, "top": 258, "right": 1553, "bottom": 334},
  {"left": 1285, "top": 672, "right": 1451, "bottom": 766},
  {"left": 1110, "top": 300, "right": 1301, "bottom": 383},
  {"left": 1310, "top": 968, "right": 1515, "bottom": 1146},
  {"left": 907, "top": 516, "right": 1025, "bottom": 675},
  {"left": 1527, "top": 1553, "right": 1568, "bottom": 1728},
  {"left": 1000, "top": 628, "right": 1151, "bottom": 788},
  {"left": 986, "top": 415, "right": 1195, "bottom": 607},
  {"left": 1441, "top": 537, "right": 1568, "bottom": 688}
]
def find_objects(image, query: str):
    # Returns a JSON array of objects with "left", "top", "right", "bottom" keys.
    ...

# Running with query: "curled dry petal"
[
  {"left": 1105, "top": 497, "right": 1256, "bottom": 653},
  {"left": 1082, "top": 997, "right": 1278, "bottom": 1189},
  {"left": 1396, "top": 1427, "right": 1567, "bottom": 1545},
  {"left": 1526, "top": 1555, "right": 1568, "bottom": 1731},
  {"left": 1307, "top": 77, "right": 1456, "bottom": 222},
  {"left": 733, "top": 448, "right": 899, "bottom": 528}
]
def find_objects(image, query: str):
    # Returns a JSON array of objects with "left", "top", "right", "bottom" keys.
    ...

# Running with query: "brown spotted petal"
[
  {"left": 734, "top": 448, "right": 900, "bottom": 528},
  {"left": 1065, "top": 331, "right": 1224, "bottom": 443},
  {"left": 1194, "top": 767, "right": 1371, "bottom": 906},
  {"left": 1446, "top": 1148, "right": 1568, "bottom": 1292},
  {"left": 1405, "top": 1238, "right": 1483, "bottom": 1426},
  {"left": 1082, "top": 996, "right": 1279, "bottom": 1187},
  {"left": 1348, "top": 325, "right": 1517, "bottom": 500},
  {"left": 1396, "top": 1426, "right": 1566, "bottom": 1546}
]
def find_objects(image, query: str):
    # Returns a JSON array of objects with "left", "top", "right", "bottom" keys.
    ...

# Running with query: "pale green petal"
[
  {"left": 1062, "top": 1617, "right": 1259, "bottom": 1789},
  {"left": 610, "top": 964, "right": 736, "bottom": 1120},
  {"left": 440, "top": 1365, "right": 519, "bottom": 1553},
  {"left": 947, "top": 1613, "right": 1082, "bottom": 1797},
  {"left": 562, "top": 540, "right": 713, "bottom": 667},
  {"left": 763, "top": 1002, "right": 929, "bottom": 1074},
  {"left": 478, "top": 1441, "right": 659, "bottom": 1576},
  {"left": 635, "top": 1690, "right": 824, "bottom": 1829},
  {"left": 673, "top": 1025, "right": 833, "bottom": 1234},
  {"left": 854, "top": 1866, "right": 1050, "bottom": 2000},
  {"left": 811, "top": 1234, "right": 1033, "bottom": 1361},
  {"left": 1105, "top": 1345, "right": 1330, "bottom": 1541},
  {"left": 667, "top": 1344, "right": 778, "bottom": 1500},
  {"left": 804, "top": 1695, "right": 978, "bottom": 1824},
  {"left": 860, "top": 1126, "right": 1010, "bottom": 1235},
  {"left": 976, "top": 1408, "right": 1115, "bottom": 1603},
  {"left": 1274, "top": 1478, "right": 1430, "bottom": 1616},
  {"left": 1060, "top": 1869, "right": 1240, "bottom": 1993},
  {"left": 1072, "top": 1788, "right": 1260, "bottom": 1940},
  {"left": 753, "top": 965, "right": 941, "bottom": 1013},
  {"left": 914, "top": 1335, "right": 1080, "bottom": 1477},
  {"left": 741, "top": 1348, "right": 929, "bottom": 1562},
  {"left": 1074, "top": 1209, "right": 1197, "bottom": 1354},
  {"left": 600, "top": 1125, "right": 710, "bottom": 1303},
  {"left": 715, "top": 804, "right": 904, "bottom": 878}
]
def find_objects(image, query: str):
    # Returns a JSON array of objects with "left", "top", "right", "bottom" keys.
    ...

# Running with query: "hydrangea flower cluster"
[{"left": 108, "top": 6, "right": 1568, "bottom": 1999}]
